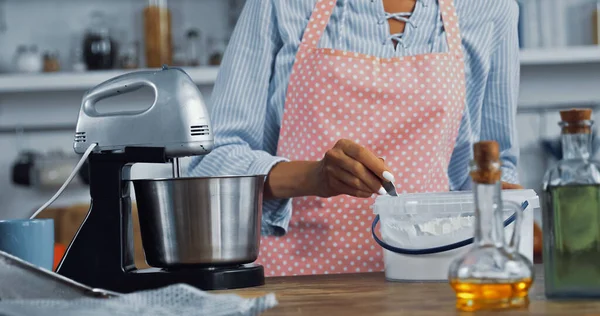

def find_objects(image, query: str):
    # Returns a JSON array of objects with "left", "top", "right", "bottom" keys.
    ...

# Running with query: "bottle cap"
[
  {"left": 471, "top": 141, "right": 501, "bottom": 184},
  {"left": 473, "top": 141, "right": 499, "bottom": 165},
  {"left": 560, "top": 108, "right": 592, "bottom": 122},
  {"left": 560, "top": 108, "right": 593, "bottom": 134}
]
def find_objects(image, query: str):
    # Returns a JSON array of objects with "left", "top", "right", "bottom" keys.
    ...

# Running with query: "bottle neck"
[
  {"left": 562, "top": 132, "right": 592, "bottom": 160},
  {"left": 473, "top": 180, "right": 504, "bottom": 245}
]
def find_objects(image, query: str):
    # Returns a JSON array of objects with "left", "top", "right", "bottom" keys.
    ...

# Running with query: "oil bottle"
[
  {"left": 448, "top": 141, "right": 534, "bottom": 312},
  {"left": 542, "top": 108, "right": 600, "bottom": 298}
]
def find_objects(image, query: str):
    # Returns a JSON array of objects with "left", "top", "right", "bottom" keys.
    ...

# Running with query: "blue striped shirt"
[{"left": 188, "top": 0, "right": 520, "bottom": 236}]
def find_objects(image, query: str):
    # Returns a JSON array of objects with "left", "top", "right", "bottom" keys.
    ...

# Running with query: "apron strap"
[
  {"left": 438, "top": 0, "right": 463, "bottom": 56},
  {"left": 300, "top": 0, "right": 337, "bottom": 49},
  {"left": 301, "top": 0, "right": 463, "bottom": 56}
]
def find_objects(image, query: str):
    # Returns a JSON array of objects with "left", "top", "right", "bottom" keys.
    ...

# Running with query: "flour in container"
[{"left": 381, "top": 215, "right": 475, "bottom": 249}]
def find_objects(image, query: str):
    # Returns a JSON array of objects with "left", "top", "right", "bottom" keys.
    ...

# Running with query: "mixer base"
[
  {"left": 124, "top": 263, "right": 265, "bottom": 292},
  {"left": 55, "top": 147, "right": 266, "bottom": 294}
]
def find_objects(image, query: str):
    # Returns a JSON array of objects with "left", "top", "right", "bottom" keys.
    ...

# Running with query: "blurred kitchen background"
[{"left": 0, "top": 0, "right": 598, "bottom": 226}]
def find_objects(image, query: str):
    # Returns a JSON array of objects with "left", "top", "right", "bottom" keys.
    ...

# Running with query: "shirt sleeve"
[
  {"left": 479, "top": 3, "right": 520, "bottom": 185},
  {"left": 187, "top": 0, "right": 292, "bottom": 237}
]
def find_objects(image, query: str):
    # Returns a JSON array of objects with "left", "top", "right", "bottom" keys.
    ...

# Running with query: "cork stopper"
[
  {"left": 470, "top": 141, "right": 501, "bottom": 184},
  {"left": 560, "top": 108, "right": 592, "bottom": 122},
  {"left": 560, "top": 108, "right": 593, "bottom": 134}
]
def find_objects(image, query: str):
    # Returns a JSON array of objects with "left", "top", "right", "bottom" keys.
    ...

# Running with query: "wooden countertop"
[{"left": 216, "top": 265, "right": 600, "bottom": 315}]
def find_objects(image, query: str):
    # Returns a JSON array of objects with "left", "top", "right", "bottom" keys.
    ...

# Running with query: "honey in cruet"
[{"left": 448, "top": 141, "right": 534, "bottom": 312}]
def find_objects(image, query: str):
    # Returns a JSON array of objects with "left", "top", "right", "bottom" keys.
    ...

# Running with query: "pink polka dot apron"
[{"left": 257, "top": 0, "right": 466, "bottom": 276}]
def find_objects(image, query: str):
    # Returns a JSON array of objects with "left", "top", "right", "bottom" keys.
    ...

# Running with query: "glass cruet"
[
  {"left": 448, "top": 141, "right": 534, "bottom": 312},
  {"left": 541, "top": 108, "right": 600, "bottom": 299}
]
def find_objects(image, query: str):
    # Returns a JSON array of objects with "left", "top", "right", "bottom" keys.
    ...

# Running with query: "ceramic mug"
[{"left": 0, "top": 219, "right": 54, "bottom": 270}]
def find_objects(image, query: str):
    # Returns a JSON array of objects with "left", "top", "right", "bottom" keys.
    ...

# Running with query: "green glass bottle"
[{"left": 542, "top": 108, "right": 600, "bottom": 298}]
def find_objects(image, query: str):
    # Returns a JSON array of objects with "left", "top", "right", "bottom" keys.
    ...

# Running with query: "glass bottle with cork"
[
  {"left": 448, "top": 141, "right": 534, "bottom": 312},
  {"left": 144, "top": 0, "right": 172, "bottom": 68},
  {"left": 542, "top": 108, "right": 600, "bottom": 298}
]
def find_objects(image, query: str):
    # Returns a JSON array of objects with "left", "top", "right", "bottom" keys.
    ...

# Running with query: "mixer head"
[{"left": 73, "top": 67, "right": 214, "bottom": 159}]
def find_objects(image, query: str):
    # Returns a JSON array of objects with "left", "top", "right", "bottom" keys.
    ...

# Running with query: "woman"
[{"left": 189, "top": 0, "right": 522, "bottom": 276}]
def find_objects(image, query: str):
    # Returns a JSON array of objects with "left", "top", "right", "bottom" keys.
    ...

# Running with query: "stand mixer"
[{"left": 56, "top": 67, "right": 265, "bottom": 293}]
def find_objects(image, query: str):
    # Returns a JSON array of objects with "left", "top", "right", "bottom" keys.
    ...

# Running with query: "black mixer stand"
[{"left": 56, "top": 147, "right": 265, "bottom": 293}]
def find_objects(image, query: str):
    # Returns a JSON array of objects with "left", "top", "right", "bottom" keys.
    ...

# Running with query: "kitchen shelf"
[
  {"left": 1, "top": 46, "right": 600, "bottom": 93},
  {"left": 520, "top": 46, "right": 600, "bottom": 65},
  {"left": 0, "top": 66, "right": 220, "bottom": 93}
]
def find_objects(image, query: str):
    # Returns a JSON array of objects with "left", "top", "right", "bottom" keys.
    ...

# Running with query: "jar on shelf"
[
  {"left": 207, "top": 36, "right": 226, "bottom": 66},
  {"left": 120, "top": 41, "right": 140, "bottom": 69},
  {"left": 83, "top": 11, "right": 118, "bottom": 70},
  {"left": 43, "top": 50, "right": 60, "bottom": 72},
  {"left": 14, "top": 45, "right": 43, "bottom": 73},
  {"left": 172, "top": 45, "right": 186, "bottom": 67},
  {"left": 12, "top": 45, "right": 27, "bottom": 72},
  {"left": 185, "top": 28, "right": 202, "bottom": 67},
  {"left": 144, "top": 0, "right": 172, "bottom": 68},
  {"left": 70, "top": 39, "right": 87, "bottom": 72}
]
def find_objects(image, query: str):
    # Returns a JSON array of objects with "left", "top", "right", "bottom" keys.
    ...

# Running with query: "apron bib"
[{"left": 257, "top": 0, "right": 467, "bottom": 276}]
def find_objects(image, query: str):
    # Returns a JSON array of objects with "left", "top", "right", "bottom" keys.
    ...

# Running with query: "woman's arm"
[
  {"left": 188, "top": 0, "right": 292, "bottom": 236},
  {"left": 480, "top": 2, "right": 521, "bottom": 187}
]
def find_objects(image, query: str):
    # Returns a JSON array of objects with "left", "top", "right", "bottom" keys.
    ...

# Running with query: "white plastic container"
[{"left": 372, "top": 189, "right": 539, "bottom": 282}]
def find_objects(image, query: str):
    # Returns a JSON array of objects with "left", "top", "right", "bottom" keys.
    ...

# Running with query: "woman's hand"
[
  {"left": 314, "top": 139, "right": 391, "bottom": 198},
  {"left": 265, "top": 140, "right": 523, "bottom": 200},
  {"left": 264, "top": 139, "right": 391, "bottom": 200}
]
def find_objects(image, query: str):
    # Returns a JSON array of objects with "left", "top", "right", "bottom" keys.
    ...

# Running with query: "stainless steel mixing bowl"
[{"left": 132, "top": 175, "right": 265, "bottom": 268}]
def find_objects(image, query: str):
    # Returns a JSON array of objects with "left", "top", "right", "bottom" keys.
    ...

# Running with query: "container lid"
[{"left": 372, "top": 189, "right": 539, "bottom": 216}]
